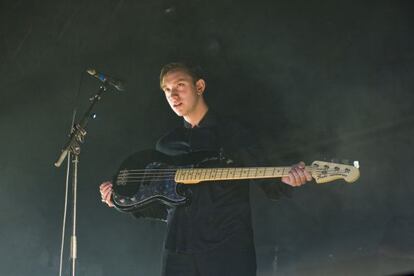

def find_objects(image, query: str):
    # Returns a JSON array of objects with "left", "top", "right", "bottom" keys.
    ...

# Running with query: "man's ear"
[{"left": 195, "top": 79, "right": 206, "bottom": 94}]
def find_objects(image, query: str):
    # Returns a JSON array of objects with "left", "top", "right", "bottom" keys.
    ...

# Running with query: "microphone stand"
[{"left": 54, "top": 84, "right": 108, "bottom": 276}]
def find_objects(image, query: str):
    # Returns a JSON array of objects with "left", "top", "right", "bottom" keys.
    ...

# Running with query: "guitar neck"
[{"left": 175, "top": 166, "right": 310, "bottom": 184}]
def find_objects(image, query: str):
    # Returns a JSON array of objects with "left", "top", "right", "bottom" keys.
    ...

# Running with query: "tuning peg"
[{"left": 353, "top": 161, "right": 360, "bottom": 168}]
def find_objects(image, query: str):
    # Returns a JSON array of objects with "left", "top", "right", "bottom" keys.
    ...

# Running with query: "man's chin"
[{"left": 173, "top": 110, "right": 184, "bottom": 117}]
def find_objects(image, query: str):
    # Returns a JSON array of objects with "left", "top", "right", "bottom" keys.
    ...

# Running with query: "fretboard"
[{"left": 175, "top": 166, "right": 307, "bottom": 184}]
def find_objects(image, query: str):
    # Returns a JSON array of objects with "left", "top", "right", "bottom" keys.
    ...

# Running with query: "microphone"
[{"left": 86, "top": 68, "right": 125, "bottom": 91}]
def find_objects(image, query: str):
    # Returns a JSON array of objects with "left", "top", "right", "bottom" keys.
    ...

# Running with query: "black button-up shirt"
[{"left": 156, "top": 111, "right": 291, "bottom": 253}]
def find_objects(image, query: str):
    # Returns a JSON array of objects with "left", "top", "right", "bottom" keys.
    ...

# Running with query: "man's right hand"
[{"left": 99, "top": 181, "right": 114, "bottom": 207}]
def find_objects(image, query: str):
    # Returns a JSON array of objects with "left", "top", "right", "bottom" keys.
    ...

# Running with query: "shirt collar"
[{"left": 183, "top": 110, "right": 218, "bottom": 128}]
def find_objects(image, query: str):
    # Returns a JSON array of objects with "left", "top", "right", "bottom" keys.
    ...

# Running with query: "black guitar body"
[{"left": 111, "top": 149, "right": 220, "bottom": 218}]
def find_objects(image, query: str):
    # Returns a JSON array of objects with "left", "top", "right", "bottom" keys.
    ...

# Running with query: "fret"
[
  {"left": 207, "top": 169, "right": 213, "bottom": 180},
  {"left": 225, "top": 168, "right": 230, "bottom": 180},
  {"left": 217, "top": 168, "right": 222, "bottom": 180},
  {"left": 179, "top": 169, "right": 183, "bottom": 181},
  {"left": 195, "top": 169, "right": 200, "bottom": 181},
  {"left": 183, "top": 169, "right": 189, "bottom": 181},
  {"left": 201, "top": 168, "right": 206, "bottom": 181},
  {"left": 191, "top": 169, "right": 195, "bottom": 181},
  {"left": 228, "top": 168, "right": 234, "bottom": 179},
  {"left": 267, "top": 168, "right": 273, "bottom": 177}
]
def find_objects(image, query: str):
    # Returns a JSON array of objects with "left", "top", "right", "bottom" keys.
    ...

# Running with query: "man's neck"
[{"left": 184, "top": 102, "right": 209, "bottom": 128}]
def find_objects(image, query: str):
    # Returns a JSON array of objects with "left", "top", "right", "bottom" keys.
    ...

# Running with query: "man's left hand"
[{"left": 281, "top": 161, "right": 312, "bottom": 187}]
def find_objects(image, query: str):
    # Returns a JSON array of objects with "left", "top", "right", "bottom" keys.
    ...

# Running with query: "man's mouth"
[{"left": 173, "top": 103, "right": 182, "bottom": 108}]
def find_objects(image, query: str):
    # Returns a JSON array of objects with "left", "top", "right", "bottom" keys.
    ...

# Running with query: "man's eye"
[{"left": 178, "top": 83, "right": 185, "bottom": 87}]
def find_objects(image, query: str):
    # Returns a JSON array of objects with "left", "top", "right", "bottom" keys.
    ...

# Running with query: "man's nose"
[{"left": 169, "top": 89, "right": 179, "bottom": 98}]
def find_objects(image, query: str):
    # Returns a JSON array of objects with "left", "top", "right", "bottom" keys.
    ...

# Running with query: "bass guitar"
[{"left": 111, "top": 150, "right": 360, "bottom": 215}]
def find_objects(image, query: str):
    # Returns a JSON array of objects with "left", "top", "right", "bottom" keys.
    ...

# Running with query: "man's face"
[{"left": 161, "top": 70, "right": 203, "bottom": 117}]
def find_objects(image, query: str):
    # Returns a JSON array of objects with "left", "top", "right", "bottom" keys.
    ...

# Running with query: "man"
[{"left": 100, "top": 62, "right": 312, "bottom": 276}]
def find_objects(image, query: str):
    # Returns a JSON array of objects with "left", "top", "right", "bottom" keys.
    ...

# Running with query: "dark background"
[{"left": 1, "top": 0, "right": 413, "bottom": 275}]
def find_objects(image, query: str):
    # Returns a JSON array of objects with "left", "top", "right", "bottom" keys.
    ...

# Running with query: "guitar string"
[
  {"left": 116, "top": 169, "right": 348, "bottom": 183},
  {"left": 119, "top": 167, "right": 345, "bottom": 175},
  {"left": 120, "top": 166, "right": 342, "bottom": 172},
  {"left": 117, "top": 168, "right": 345, "bottom": 178}
]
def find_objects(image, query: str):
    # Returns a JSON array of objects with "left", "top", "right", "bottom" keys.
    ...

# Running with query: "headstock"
[{"left": 310, "top": 160, "right": 360, "bottom": 184}]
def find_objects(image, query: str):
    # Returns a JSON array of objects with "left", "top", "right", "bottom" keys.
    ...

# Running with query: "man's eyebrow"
[
  {"left": 175, "top": 78, "right": 187, "bottom": 82},
  {"left": 161, "top": 78, "right": 188, "bottom": 89}
]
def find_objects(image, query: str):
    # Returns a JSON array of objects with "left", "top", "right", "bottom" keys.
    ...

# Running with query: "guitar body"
[{"left": 111, "top": 149, "right": 219, "bottom": 214}]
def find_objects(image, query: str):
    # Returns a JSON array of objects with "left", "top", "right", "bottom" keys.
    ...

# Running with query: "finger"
[
  {"left": 281, "top": 176, "right": 289, "bottom": 185},
  {"left": 296, "top": 162, "right": 312, "bottom": 182},
  {"left": 99, "top": 185, "right": 108, "bottom": 194},
  {"left": 294, "top": 167, "right": 306, "bottom": 184},
  {"left": 108, "top": 200, "right": 114, "bottom": 207},
  {"left": 288, "top": 173, "right": 296, "bottom": 186},
  {"left": 295, "top": 168, "right": 306, "bottom": 186},
  {"left": 105, "top": 193, "right": 114, "bottom": 207},
  {"left": 290, "top": 170, "right": 301, "bottom": 186},
  {"left": 102, "top": 191, "right": 110, "bottom": 202},
  {"left": 297, "top": 161, "right": 305, "bottom": 169},
  {"left": 99, "top": 181, "right": 110, "bottom": 188},
  {"left": 101, "top": 186, "right": 111, "bottom": 195},
  {"left": 101, "top": 185, "right": 112, "bottom": 194},
  {"left": 102, "top": 189, "right": 110, "bottom": 201},
  {"left": 100, "top": 182, "right": 112, "bottom": 190},
  {"left": 101, "top": 182, "right": 112, "bottom": 190},
  {"left": 304, "top": 170, "right": 312, "bottom": 181},
  {"left": 281, "top": 176, "right": 296, "bottom": 187},
  {"left": 104, "top": 190, "right": 112, "bottom": 202}
]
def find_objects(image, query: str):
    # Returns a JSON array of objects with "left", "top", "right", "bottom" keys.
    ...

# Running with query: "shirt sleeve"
[
  {"left": 239, "top": 139, "right": 293, "bottom": 200},
  {"left": 221, "top": 119, "right": 293, "bottom": 200}
]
